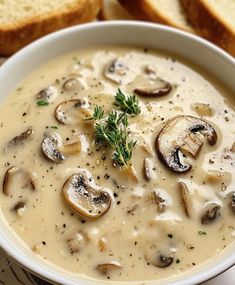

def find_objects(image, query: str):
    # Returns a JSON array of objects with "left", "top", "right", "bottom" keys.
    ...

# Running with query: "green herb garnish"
[
  {"left": 37, "top": 99, "right": 49, "bottom": 106},
  {"left": 114, "top": 88, "right": 141, "bottom": 116},
  {"left": 87, "top": 105, "right": 104, "bottom": 120},
  {"left": 92, "top": 109, "right": 136, "bottom": 166},
  {"left": 50, "top": 126, "right": 58, "bottom": 129},
  {"left": 198, "top": 230, "right": 207, "bottom": 235},
  {"left": 176, "top": 259, "right": 181, "bottom": 264}
]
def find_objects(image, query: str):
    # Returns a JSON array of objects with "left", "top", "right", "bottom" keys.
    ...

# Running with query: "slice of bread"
[
  {"left": 181, "top": 0, "right": 235, "bottom": 56},
  {"left": 0, "top": 0, "right": 101, "bottom": 56},
  {"left": 100, "top": 0, "right": 135, "bottom": 20},
  {"left": 118, "top": 0, "right": 195, "bottom": 32}
]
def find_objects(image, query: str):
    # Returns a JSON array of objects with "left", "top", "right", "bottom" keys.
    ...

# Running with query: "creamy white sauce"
[{"left": 0, "top": 46, "right": 234, "bottom": 282}]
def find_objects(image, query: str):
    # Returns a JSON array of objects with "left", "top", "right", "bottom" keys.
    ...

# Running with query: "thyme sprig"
[
  {"left": 114, "top": 88, "right": 141, "bottom": 116},
  {"left": 92, "top": 109, "right": 136, "bottom": 166}
]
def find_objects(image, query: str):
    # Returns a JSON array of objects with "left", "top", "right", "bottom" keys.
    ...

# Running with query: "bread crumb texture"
[{"left": 0, "top": 0, "right": 101, "bottom": 55}]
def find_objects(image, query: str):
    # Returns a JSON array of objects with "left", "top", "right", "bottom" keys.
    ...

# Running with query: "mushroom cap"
[
  {"left": 155, "top": 115, "right": 217, "bottom": 173},
  {"left": 62, "top": 173, "right": 111, "bottom": 219},
  {"left": 54, "top": 99, "right": 90, "bottom": 125},
  {"left": 41, "top": 133, "right": 65, "bottom": 163}
]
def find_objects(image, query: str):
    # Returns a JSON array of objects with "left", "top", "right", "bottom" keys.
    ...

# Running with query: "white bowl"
[{"left": 0, "top": 21, "right": 234, "bottom": 285}]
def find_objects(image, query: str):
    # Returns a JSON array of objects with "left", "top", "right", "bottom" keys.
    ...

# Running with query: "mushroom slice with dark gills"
[
  {"left": 155, "top": 116, "right": 217, "bottom": 173},
  {"left": 42, "top": 133, "right": 65, "bottom": 163},
  {"left": 54, "top": 99, "right": 91, "bottom": 125},
  {"left": 36, "top": 86, "right": 57, "bottom": 102},
  {"left": 104, "top": 58, "right": 128, "bottom": 84},
  {"left": 62, "top": 173, "right": 112, "bottom": 219},
  {"left": 41, "top": 133, "right": 81, "bottom": 163},
  {"left": 201, "top": 203, "right": 221, "bottom": 224},
  {"left": 3, "top": 166, "right": 36, "bottom": 196}
]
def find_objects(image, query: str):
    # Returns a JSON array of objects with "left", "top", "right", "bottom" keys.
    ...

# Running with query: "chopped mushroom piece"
[
  {"left": 146, "top": 250, "right": 174, "bottom": 268},
  {"left": 36, "top": 86, "right": 57, "bottom": 102},
  {"left": 96, "top": 261, "right": 122, "bottom": 274},
  {"left": 155, "top": 115, "right": 217, "bottom": 173},
  {"left": 3, "top": 166, "right": 20, "bottom": 195},
  {"left": 143, "top": 157, "right": 151, "bottom": 181},
  {"left": 98, "top": 237, "right": 108, "bottom": 252},
  {"left": 104, "top": 58, "right": 128, "bottom": 84},
  {"left": 3, "top": 166, "right": 36, "bottom": 196},
  {"left": 201, "top": 203, "right": 221, "bottom": 224},
  {"left": 7, "top": 128, "right": 33, "bottom": 147},
  {"left": 41, "top": 133, "right": 65, "bottom": 163},
  {"left": 121, "top": 166, "right": 138, "bottom": 183},
  {"left": 62, "top": 173, "right": 111, "bottom": 219},
  {"left": 58, "top": 140, "right": 81, "bottom": 155},
  {"left": 191, "top": 103, "right": 214, "bottom": 117},
  {"left": 153, "top": 191, "right": 166, "bottom": 213},
  {"left": 66, "top": 230, "right": 89, "bottom": 255},
  {"left": 54, "top": 99, "right": 91, "bottom": 125},
  {"left": 12, "top": 201, "right": 26, "bottom": 217},
  {"left": 62, "top": 77, "right": 82, "bottom": 91},
  {"left": 134, "top": 82, "right": 172, "bottom": 97},
  {"left": 231, "top": 142, "right": 235, "bottom": 152},
  {"left": 178, "top": 182, "right": 191, "bottom": 218}
]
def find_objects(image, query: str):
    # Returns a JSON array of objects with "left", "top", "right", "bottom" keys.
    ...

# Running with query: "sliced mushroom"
[
  {"left": 3, "top": 166, "right": 36, "bottom": 196},
  {"left": 229, "top": 192, "right": 235, "bottom": 213},
  {"left": 62, "top": 173, "right": 111, "bottom": 219},
  {"left": 146, "top": 250, "right": 174, "bottom": 268},
  {"left": 143, "top": 157, "right": 151, "bottom": 181},
  {"left": 153, "top": 191, "right": 166, "bottom": 213},
  {"left": 62, "top": 77, "right": 82, "bottom": 91},
  {"left": 201, "top": 203, "right": 221, "bottom": 224},
  {"left": 54, "top": 99, "right": 91, "bottom": 125},
  {"left": 155, "top": 115, "right": 217, "bottom": 173},
  {"left": 7, "top": 128, "right": 33, "bottom": 147},
  {"left": 104, "top": 58, "right": 128, "bottom": 84},
  {"left": 96, "top": 261, "right": 122, "bottom": 274},
  {"left": 178, "top": 182, "right": 191, "bottom": 218},
  {"left": 36, "top": 86, "right": 57, "bottom": 102},
  {"left": 3, "top": 166, "right": 20, "bottom": 196},
  {"left": 41, "top": 133, "right": 65, "bottom": 163},
  {"left": 191, "top": 103, "right": 214, "bottom": 117},
  {"left": 134, "top": 82, "right": 172, "bottom": 97}
]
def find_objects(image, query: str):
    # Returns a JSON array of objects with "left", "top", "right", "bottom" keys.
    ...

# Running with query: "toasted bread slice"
[
  {"left": 100, "top": 0, "right": 135, "bottom": 20},
  {"left": 118, "top": 0, "right": 195, "bottom": 32},
  {"left": 0, "top": 0, "right": 102, "bottom": 56},
  {"left": 181, "top": 0, "right": 235, "bottom": 56}
]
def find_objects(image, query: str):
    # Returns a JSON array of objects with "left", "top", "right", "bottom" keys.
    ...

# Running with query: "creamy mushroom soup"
[{"left": 0, "top": 46, "right": 234, "bottom": 282}]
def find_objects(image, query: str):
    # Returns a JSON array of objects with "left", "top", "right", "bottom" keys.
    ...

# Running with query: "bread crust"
[
  {"left": 118, "top": 0, "right": 194, "bottom": 32},
  {"left": 100, "top": 0, "right": 135, "bottom": 20},
  {"left": 181, "top": 0, "right": 235, "bottom": 56},
  {"left": 0, "top": 0, "right": 101, "bottom": 56}
]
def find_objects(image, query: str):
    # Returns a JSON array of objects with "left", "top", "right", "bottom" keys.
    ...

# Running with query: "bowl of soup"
[{"left": 0, "top": 21, "right": 234, "bottom": 285}]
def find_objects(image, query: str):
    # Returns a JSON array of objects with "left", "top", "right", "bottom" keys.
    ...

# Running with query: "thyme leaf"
[{"left": 114, "top": 88, "right": 141, "bottom": 116}]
